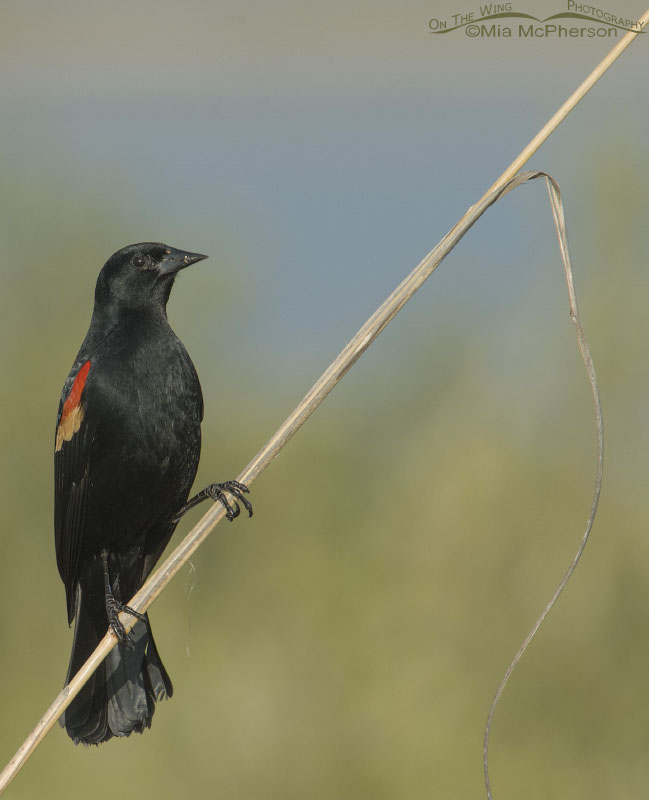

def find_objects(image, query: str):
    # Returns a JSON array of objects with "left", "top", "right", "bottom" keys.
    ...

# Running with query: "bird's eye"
[{"left": 132, "top": 255, "right": 146, "bottom": 268}]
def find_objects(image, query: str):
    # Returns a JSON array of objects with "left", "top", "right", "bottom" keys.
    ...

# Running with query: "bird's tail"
[{"left": 61, "top": 586, "right": 173, "bottom": 745}]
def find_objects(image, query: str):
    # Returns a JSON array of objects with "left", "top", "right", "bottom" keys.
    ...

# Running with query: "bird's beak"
[{"left": 158, "top": 247, "right": 208, "bottom": 276}]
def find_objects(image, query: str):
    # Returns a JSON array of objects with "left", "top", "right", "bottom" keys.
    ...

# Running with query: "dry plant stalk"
[
  {"left": 1, "top": 11, "right": 647, "bottom": 797},
  {"left": 481, "top": 172, "right": 604, "bottom": 800}
]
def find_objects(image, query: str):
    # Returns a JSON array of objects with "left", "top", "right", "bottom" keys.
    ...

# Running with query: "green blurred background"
[{"left": 1, "top": 1, "right": 649, "bottom": 797}]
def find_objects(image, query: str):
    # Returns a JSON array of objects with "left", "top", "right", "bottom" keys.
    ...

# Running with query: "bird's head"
[{"left": 95, "top": 242, "right": 208, "bottom": 311}]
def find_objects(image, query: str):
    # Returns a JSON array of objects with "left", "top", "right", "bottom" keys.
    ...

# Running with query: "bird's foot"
[
  {"left": 101, "top": 548, "right": 146, "bottom": 647},
  {"left": 173, "top": 480, "right": 253, "bottom": 522},
  {"left": 105, "top": 594, "right": 146, "bottom": 647}
]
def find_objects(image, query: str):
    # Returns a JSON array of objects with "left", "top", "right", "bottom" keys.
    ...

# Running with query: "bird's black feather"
[{"left": 54, "top": 242, "right": 247, "bottom": 745}]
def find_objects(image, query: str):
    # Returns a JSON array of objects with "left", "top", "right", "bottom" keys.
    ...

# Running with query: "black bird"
[{"left": 55, "top": 242, "right": 252, "bottom": 745}]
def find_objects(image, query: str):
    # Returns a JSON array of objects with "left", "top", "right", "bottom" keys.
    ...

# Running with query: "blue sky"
[{"left": 2, "top": 0, "right": 646, "bottom": 386}]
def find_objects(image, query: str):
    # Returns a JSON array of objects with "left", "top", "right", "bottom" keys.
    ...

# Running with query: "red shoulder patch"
[{"left": 55, "top": 360, "right": 91, "bottom": 452}]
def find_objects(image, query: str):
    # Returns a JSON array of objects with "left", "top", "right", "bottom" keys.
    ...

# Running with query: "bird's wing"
[{"left": 54, "top": 359, "right": 94, "bottom": 624}]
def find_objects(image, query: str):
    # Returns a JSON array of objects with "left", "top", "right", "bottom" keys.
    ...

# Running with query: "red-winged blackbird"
[{"left": 55, "top": 242, "right": 252, "bottom": 745}]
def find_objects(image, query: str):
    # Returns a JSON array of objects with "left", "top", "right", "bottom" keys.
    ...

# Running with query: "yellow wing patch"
[{"left": 55, "top": 405, "right": 85, "bottom": 452}]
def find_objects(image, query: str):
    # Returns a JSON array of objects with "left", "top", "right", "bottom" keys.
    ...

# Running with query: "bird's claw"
[
  {"left": 106, "top": 596, "right": 146, "bottom": 648},
  {"left": 172, "top": 480, "right": 253, "bottom": 523},
  {"left": 207, "top": 480, "right": 253, "bottom": 520}
]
